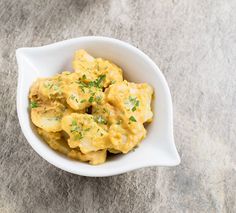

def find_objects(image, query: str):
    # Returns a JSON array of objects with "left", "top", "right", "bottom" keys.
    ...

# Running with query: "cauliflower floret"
[
  {"left": 61, "top": 113, "right": 110, "bottom": 153},
  {"left": 106, "top": 80, "right": 153, "bottom": 123},
  {"left": 38, "top": 78, "right": 64, "bottom": 100},
  {"left": 72, "top": 49, "right": 98, "bottom": 82},
  {"left": 63, "top": 81, "right": 105, "bottom": 111},
  {"left": 38, "top": 128, "right": 106, "bottom": 165},
  {"left": 108, "top": 119, "right": 146, "bottom": 153},
  {"left": 92, "top": 103, "right": 118, "bottom": 131},
  {"left": 73, "top": 49, "right": 123, "bottom": 87},
  {"left": 37, "top": 128, "right": 71, "bottom": 154},
  {"left": 31, "top": 101, "right": 71, "bottom": 132}
]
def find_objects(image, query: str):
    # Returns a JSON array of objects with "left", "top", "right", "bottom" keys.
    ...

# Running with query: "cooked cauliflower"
[
  {"left": 61, "top": 113, "right": 110, "bottom": 153},
  {"left": 29, "top": 49, "right": 153, "bottom": 165}
]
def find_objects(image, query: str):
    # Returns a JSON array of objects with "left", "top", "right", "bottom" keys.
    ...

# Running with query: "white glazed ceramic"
[{"left": 16, "top": 36, "right": 180, "bottom": 177}]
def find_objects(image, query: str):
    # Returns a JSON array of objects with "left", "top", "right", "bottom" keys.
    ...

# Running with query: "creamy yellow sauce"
[{"left": 29, "top": 49, "right": 153, "bottom": 165}]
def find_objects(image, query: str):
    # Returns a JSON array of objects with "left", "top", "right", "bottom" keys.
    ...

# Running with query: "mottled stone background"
[{"left": 0, "top": 0, "right": 235, "bottom": 212}]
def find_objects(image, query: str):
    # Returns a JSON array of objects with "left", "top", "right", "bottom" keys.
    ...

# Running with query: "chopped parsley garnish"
[
  {"left": 87, "top": 81, "right": 95, "bottom": 87},
  {"left": 70, "top": 94, "right": 76, "bottom": 100},
  {"left": 80, "top": 99, "right": 86, "bottom": 103},
  {"left": 76, "top": 75, "right": 106, "bottom": 89},
  {"left": 49, "top": 84, "right": 53, "bottom": 89},
  {"left": 95, "top": 115, "right": 107, "bottom": 124},
  {"left": 74, "top": 132, "right": 83, "bottom": 140},
  {"left": 103, "top": 108, "right": 108, "bottom": 113},
  {"left": 95, "top": 96, "right": 102, "bottom": 103},
  {"left": 126, "top": 96, "right": 140, "bottom": 112},
  {"left": 84, "top": 128, "right": 90, "bottom": 131},
  {"left": 70, "top": 95, "right": 79, "bottom": 103},
  {"left": 111, "top": 80, "right": 116, "bottom": 84},
  {"left": 71, "top": 120, "right": 77, "bottom": 126},
  {"left": 43, "top": 81, "right": 61, "bottom": 92},
  {"left": 79, "top": 82, "right": 87, "bottom": 87},
  {"left": 81, "top": 87, "right": 85, "bottom": 93},
  {"left": 82, "top": 74, "right": 86, "bottom": 80},
  {"left": 71, "top": 120, "right": 80, "bottom": 133},
  {"left": 129, "top": 116, "right": 137, "bottom": 122},
  {"left": 95, "top": 75, "right": 106, "bottom": 87},
  {"left": 76, "top": 81, "right": 87, "bottom": 93},
  {"left": 43, "top": 81, "right": 54, "bottom": 89},
  {"left": 53, "top": 85, "right": 59, "bottom": 91},
  {"left": 88, "top": 96, "right": 94, "bottom": 103},
  {"left": 30, "top": 101, "right": 38, "bottom": 108}
]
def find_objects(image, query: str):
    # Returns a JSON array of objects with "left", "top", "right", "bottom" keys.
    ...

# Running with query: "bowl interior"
[{"left": 16, "top": 37, "right": 180, "bottom": 176}]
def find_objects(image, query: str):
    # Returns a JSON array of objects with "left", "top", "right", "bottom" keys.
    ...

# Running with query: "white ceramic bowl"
[{"left": 16, "top": 36, "right": 180, "bottom": 177}]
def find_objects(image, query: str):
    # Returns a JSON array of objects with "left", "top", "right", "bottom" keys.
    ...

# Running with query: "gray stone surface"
[{"left": 0, "top": 0, "right": 235, "bottom": 212}]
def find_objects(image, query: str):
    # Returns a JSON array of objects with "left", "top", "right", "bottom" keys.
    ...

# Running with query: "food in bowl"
[{"left": 29, "top": 49, "right": 154, "bottom": 165}]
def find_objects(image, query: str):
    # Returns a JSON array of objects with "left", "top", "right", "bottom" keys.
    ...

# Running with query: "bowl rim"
[{"left": 16, "top": 36, "right": 180, "bottom": 177}]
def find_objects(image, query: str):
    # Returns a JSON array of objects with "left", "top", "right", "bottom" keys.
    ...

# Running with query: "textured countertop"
[{"left": 0, "top": 0, "right": 235, "bottom": 212}]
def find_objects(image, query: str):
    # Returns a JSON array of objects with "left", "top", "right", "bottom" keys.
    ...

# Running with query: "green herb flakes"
[
  {"left": 88, "top": 96, "right": 94, "bottom": 103},
  {"left": 75, "top": 75, "right": 106, "bottom": 89},
  {"left": 95, "top": 115, "right": 107, "bottom": 124},
  {"left": 74, "top": 132, "right": 83, "bottom": 140},
  {"left": 53, "top": 85, "right": 59, "bottom": 91},
  {"left": 71, "top": 120, "right": 77, "bottom": 126},
  {"left": 129, "top": 116, "right": 137, "bottom": 122},
  {"left": 102, "top": 108, "right": 108, "bottom": 113},
  {"left": 95, "top": 96, "right": 102, "bottom": 103},
  {"left": 95, "top": 75, "right": 106, "bottom": 87},
  {"left": 126, "top": 96, "right": 140, "bottom": 111},
  {"left": 30, "top": 101, "right": 38, "bottom": 108},
  {"left": 82, "top": 74, "right": 86, "bottom": 80},
  {"left": 70, "top": 94, "right": 76, "bottom": 100}
]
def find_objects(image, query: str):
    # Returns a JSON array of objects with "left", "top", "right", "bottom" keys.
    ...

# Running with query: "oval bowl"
[{"left": 16, "top": 36, "right": 180, "bottom": 177}]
